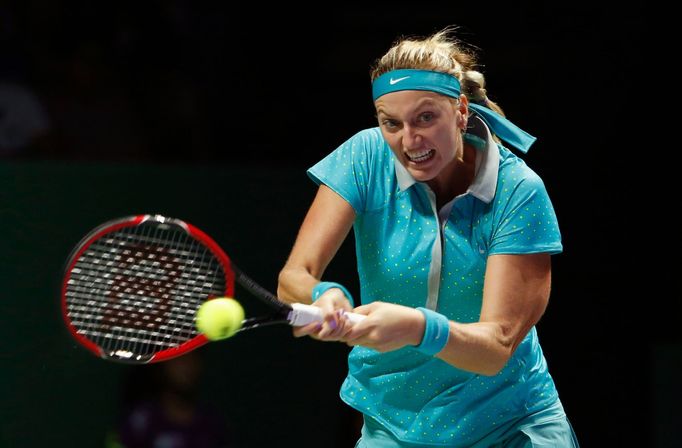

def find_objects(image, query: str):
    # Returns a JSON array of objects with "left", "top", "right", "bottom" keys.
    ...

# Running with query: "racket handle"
[{"left": 288, "top": 303, "right": 366, "bottom": 327}]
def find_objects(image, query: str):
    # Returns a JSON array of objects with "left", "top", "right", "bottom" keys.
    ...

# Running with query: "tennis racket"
[{"left": 61, "top": 214, "right": 363, "bottom": 364}]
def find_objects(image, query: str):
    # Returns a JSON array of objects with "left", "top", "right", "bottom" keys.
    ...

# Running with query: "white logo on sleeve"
[{"left": 389, "top": 76, "right": 410, "bottom": 85}]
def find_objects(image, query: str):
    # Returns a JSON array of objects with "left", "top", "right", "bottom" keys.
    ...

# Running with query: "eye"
[
  {"left": 418, "top": 112, "right": 434, "bottom": 124},
  {"left": 381, "top": 119, "right": 399, "bottom": 130}
]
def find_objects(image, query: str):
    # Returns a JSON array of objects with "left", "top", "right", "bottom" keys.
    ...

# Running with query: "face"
[{"left": 375, "top": 90, "right": 467, "bottom": 184}]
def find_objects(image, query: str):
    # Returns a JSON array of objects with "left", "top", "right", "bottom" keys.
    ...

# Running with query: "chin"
[
  {"left": 403, "top": 156, "right": 441, "bottom": 181},
  {"left": 407, "top": 166, "right": 438, "bottom": 182}
]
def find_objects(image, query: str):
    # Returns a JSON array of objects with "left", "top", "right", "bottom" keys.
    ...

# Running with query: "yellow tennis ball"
[{"left": 195, "top": 297, "right": 245, "bottom": 340}]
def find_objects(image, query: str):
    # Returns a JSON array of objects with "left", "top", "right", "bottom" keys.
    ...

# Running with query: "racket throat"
[{"left": 240, "top": 315, "right": 288, "bottom": 331}]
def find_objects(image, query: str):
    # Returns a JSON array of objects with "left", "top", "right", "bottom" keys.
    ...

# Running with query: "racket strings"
[{"left": 65, "top": 223, "right": 226, "bottom": 360}]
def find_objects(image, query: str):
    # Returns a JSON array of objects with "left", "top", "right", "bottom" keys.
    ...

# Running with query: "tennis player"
[{"left": 278, "top": 27, "right": 579, "bottom": 447}]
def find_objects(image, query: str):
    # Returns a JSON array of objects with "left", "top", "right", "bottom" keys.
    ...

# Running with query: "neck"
[{"left": 427, "top": 144, "right": 477, "bottom": 208}]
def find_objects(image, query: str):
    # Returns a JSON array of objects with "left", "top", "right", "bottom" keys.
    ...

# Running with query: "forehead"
[{"left": 375, "top": 90, "right": 451, "bottom": 116}]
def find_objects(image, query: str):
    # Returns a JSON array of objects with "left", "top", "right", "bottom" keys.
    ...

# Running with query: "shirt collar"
[
  {"left": 393, "top": 116, "right": 499, "bottom": 203},
  {"left": 394, "top": 154, "right": 416, "bottom": 191},
  {"left": 467, "top": 116, "right": 499, "bottom": 203}
]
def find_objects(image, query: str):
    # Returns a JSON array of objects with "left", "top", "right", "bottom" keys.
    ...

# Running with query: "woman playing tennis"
[{"left": 278, "top": 27, "right": 579, "bottom": 447}]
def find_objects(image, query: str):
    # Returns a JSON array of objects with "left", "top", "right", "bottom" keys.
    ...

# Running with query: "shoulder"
[
  {"left": 342, "top": 127, "right": 386, "bottom": 152},
  {"left": 497, "top": 145, "right": 547, "bottom": 192},
  {"left": 336, "top": 127, "right": 394, "bottom": 169},
  {"left": 307, "top": 127, "right": 395, "bottom": 213}
]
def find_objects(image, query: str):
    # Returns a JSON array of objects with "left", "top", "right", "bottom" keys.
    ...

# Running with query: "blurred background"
[{"left": 2, "top": 1, "right": 670, "bottom": 447}]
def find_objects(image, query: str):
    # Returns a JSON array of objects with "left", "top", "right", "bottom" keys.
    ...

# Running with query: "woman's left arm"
[
  {"left": 344, "top": 253, "right": 552, "bottom": 375},
  {"left": 435, "top": 253, "right": 552, "bottom": 375}
]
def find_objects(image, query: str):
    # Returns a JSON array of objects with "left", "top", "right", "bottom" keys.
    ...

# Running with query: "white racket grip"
[{"left": 288, "top": 303, "right": 366, "bottom": 326}]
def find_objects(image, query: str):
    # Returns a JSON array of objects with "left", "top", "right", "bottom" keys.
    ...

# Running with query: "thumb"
[{"left": 352, "top": 302, "right": 380, "bottom": 316}]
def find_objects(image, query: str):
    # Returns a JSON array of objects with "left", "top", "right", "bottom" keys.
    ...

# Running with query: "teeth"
[{"left": 406, "top": 149, "right": 434, "bottom": 162}]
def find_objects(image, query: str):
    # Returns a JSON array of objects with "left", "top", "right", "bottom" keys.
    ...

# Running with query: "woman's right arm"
[{"left": 277, "top": 184, "right": 356, "bottom": 305}]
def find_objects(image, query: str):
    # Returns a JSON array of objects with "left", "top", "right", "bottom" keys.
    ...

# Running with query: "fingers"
[
  {"left": 321, "top": 288, "right": 353, "bottom": 313},
  {"left": 341, "top": 302, "right": 418, "bottom": 352},
  {"left": 292, "top": 320, "right": 321, "bottom": 338},
  {"left": 293, "top": 308, "right": 353, "bottom": 341},
  {"left": 317, "top": 309, "right": 353, "bottom": 340},
  {"left": 342, "top": 313, "right": 373, "bottom": 347},
  {"left": 343, "top": 326, "right": 369, "bottom": 347},
  {"left": 292, "top": 288, "right": 356, "bottom": 341},
  {"left": 344, "top": 327, "right": 391, "bottom": 352},
  {"left": 351, "top": 301, "right": 380, "bottom": 316},
  {"left": 340, "top": 302, "right": 379, "bottom": 344},
  {"left": 292, "top": 296, "right": 386, "bottom": 344}
]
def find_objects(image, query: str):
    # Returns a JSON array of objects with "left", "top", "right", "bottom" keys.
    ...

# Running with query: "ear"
[
  {"left": 458, "top": 95, "right": 469, "bottom": 129},
  {"left": 459, "top": 95, "right": 469, "bottom": 113}
]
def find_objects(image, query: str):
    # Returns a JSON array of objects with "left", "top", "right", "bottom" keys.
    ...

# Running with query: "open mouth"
[{"left": 406, "top": 149, "right": 435, "bottom": 163}]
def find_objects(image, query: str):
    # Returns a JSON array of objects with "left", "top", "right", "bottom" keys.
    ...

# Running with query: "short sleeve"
[
  {"left": 307, "top": 130, "right": 375, "bottom": 214},
  {"left": 488, "top": 171, "right": 563, "bottom": 255}
]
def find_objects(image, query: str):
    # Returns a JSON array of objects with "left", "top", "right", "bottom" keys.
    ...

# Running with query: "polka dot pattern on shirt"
[{"left": 309, "top": 127, "right": 562, "bottom": 446}]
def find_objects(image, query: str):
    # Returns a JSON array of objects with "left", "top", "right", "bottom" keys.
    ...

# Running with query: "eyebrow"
[{"left": 376, "top": 97, "right": 439, "bottom": 118}]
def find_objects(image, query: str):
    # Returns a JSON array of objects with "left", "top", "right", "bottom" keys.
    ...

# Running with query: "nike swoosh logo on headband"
[{"left": 389, "top": 76, "right": 410, "bottom": 85}]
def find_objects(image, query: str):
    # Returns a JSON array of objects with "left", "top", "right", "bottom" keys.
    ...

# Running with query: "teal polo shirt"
[{"left": 307, "top": 118, "right": 563, "bottom": 446}]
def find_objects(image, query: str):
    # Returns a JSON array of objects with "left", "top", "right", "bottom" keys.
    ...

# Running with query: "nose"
[{"left": 402, "top": 125, "right": 422, "bottom": 149}]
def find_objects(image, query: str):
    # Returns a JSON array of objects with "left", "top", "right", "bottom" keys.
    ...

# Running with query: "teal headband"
[
  {"left": 372, "top": 69, "right": 461, "bottom": 101},
  {"left": 372, "top": 69, "right": 537, "bottom": 153}
]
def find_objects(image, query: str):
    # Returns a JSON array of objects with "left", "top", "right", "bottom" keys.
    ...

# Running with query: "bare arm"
[
  {"left": 435, "top": 253, "right": 552, "bottom": 375},
  {"left": 344, "top": 253, "right": 551, "bottom": 376},
  {"left": 277, "top": 184, "right": 356, "bottom": 304}
]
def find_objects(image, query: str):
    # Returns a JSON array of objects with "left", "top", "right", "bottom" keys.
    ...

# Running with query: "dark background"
[{"left": 2, "top": 2, "right": 672, "bottom": 447}]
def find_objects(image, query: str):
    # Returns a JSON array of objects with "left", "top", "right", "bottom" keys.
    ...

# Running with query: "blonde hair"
[{"left": 370, "top": 27, "right": 505, "bottom": 116}]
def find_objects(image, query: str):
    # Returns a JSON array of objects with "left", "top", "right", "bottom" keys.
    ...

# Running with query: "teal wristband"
[
  {"left": 311, "top": 281, "right": 355, "bottom": 307},
  {"left": 415, "top": 307, "right": 450, "bottom": 355}
]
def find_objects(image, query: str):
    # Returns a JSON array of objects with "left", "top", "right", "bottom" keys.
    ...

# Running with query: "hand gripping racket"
[{"left": 61, "top": 214, "right": 363, "bottom": 364}]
